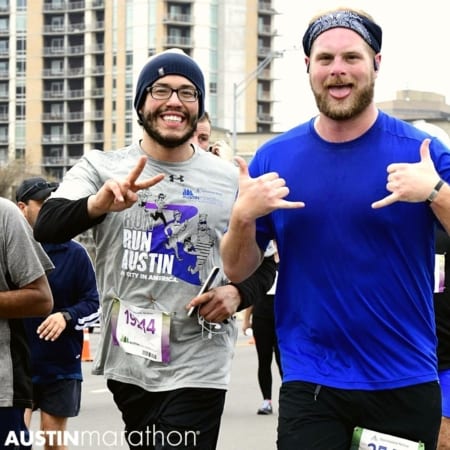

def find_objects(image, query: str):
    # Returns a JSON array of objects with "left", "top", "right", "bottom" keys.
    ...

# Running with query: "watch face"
[{"left": 62, "top": 312, "right": 71, "bottom": 322}]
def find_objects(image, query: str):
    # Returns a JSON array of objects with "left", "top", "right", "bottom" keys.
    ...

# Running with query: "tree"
[{"left": 0, "top": 160, "right": 27, "bottom": 200}]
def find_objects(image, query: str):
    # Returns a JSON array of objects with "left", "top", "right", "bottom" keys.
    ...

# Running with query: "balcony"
[
  {"left": 163, "top": 13, "right": 192, "bottom": 25},
  {"left": 42, "top": 135, "right": 65, "bottom": 144},
  {"left": 43, "top": 90, "right": 65, "bottom": 99},
  {"left": 42, "top": 112, "right": 64, "bottom": 121},
  {"left": 257, "top": 113, "right": 273, "bottom": 123},
  {"left": 164, "top": 35, "right": 193, "bottom": 48},
  {"left": 67, "top": 22, "right": 85, "bottom": 33}
]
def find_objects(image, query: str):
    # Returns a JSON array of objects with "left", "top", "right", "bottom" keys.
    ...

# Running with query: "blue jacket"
[{"left": 24, "top": 240, "right": 100, "bottom": 383}]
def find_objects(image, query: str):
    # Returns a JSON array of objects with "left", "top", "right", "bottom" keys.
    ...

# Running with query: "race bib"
[
  {"left": 435, "top": 253, "right": 445, "bottom": 293},
  {"left": 111, "top": 297, "right": 171, "bottom": 363},
  {"left": 350, "top": 427, "right": 424, "bottom": 450}
]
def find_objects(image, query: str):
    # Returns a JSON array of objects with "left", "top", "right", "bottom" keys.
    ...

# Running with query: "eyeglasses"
[
  {"left": 18, "top": 181, "right": 58, "bottom": 202},
  {"left": 146, "top": 85, "right": 199, "bottom": 102}
]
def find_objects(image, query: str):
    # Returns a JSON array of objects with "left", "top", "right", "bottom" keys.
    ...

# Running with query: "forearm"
[
  {"left": 221, "top": 213, "right": 262, "bottom": 283},
  {"left": 0, "top": 276, "right": 53, "bottom": 318},
  {"left": 430, "top": 182, "right": 450, "bottom": 233},
  {"left": 34, "top": 197, "right": 106, "bottom": 243}
]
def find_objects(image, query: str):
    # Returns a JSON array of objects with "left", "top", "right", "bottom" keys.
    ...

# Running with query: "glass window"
[
  {"left": 0, "top": 0, "right": 9, "bottom": 12},
  {"left": 16, "top": 13, "right": 26, "bottom": 33},
  {"left": 16, "top": 38, "right": 25, "bottom": 53},
  {"left": 0, "top": 17, "right": 8, "bottom": 32}
]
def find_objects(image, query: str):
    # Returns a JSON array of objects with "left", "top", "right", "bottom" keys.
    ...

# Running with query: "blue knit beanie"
[{"left": 134, "top": 49, "right": 205, "bottom": 119}]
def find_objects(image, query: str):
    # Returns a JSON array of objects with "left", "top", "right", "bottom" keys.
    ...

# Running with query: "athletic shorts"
[
  {"left": 277, "top": 380, "right": 441, "bottom": 450},
  {"left": 0, "top": 407, "right": 32, "bottom": 449},
  {"left": 107, "top": 379, "right": 226, "bottom": 450},
  {"left": 439, "top": 368, "right": 450, "bottom": 417},
  {"left": 32, "top": 379, "right": 81, "bottom": 417}
]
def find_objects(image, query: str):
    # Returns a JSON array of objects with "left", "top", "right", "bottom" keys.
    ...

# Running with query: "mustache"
[{"left": 324, "top": 76, "right": 353, "bottom": 88}]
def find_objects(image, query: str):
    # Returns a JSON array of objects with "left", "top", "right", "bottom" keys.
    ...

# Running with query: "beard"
[
  {"left": 311, "top": 75, "right": 375, "bottom": 121},
  {"left": 141, "top": 109, "right": 197, "bottom": 148}
]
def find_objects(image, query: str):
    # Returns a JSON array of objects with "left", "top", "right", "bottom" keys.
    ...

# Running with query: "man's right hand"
[
  {"left": 232, "top": 156, "right": 305, "bottom": 221},
  {"left": 87, "top": 155, "right": 164, "bottom": 217}
]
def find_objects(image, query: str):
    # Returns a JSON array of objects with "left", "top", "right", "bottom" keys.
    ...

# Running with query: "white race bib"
[
  {"left": 435, "top": 253, "right": 445, "bottom": 293},
  {"left": 111, "top": 297, "right": 171, "bottom": 363},
  {"left": 350, "top": 427, "right": 424, "bottom": 450}
]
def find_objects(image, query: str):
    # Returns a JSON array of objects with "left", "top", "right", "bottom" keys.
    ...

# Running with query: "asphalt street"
[{"left": 28, "top": 320, "right": 281, "bottom": 449}]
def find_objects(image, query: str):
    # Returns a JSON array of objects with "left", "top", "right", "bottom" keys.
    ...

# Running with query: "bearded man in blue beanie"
[{"left": 34, "top": 49, "right": 276, "bottom": 449}]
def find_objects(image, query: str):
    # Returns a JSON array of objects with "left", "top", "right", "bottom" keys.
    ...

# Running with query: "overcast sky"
[{"left": 271, "top": 0, "right": 450, "bottom": 131}]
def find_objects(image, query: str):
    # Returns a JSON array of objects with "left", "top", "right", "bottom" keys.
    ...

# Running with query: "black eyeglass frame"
[{"left": 145, "top": 85, "right": 199, "bottom": 102}]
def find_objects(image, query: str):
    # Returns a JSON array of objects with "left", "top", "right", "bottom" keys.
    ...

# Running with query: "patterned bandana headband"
[{"left": 302, "top": 10, "right": 382, "bottom": 57}]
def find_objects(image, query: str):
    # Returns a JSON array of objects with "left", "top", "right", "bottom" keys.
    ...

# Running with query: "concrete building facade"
[{"left": 2, "top": 0, "right": 279, "bottom": 178}]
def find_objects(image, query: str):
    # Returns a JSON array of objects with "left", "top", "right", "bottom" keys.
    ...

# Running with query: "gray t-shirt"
[
  {"left": 0, "top": 198, "right": 53, "bottom": 407},
  {"left": 53, "top": 143, "right": 239, "bottom": 391}
]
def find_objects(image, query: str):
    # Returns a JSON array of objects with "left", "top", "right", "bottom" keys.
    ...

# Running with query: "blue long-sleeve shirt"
[{"left": 24, "top": 240, "right": 100, "bottom": 383}]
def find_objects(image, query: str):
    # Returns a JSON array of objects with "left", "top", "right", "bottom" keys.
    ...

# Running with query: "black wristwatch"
[{"left": 61, "top": 311, "right": 72, "bottom": 323}]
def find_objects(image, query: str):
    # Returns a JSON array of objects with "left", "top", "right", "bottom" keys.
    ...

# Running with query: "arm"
[
  {"left": 220, "top": 210, "right": 263, "bottom": 283},
  {"left": 39, "top": 243, "right": 100, "bottom": 343},
  {"left": 65, "top": 247, "right": 100, "bottom": 331},
  {"left": 430, "top": 184, "right": 450, "bottom": 234},
  {"left": 35, "top": 155, "right": 164, "bottom": 243},
  {"left": 231, "top": 255, "right": 277, "bottom": 311},
  {"left": 186, "top": 255, "right": 277, "bottom": 323},
  {"left": 0, "top": 275, "right": 53, "bottom": 318},
  {"left": 35, "top": 197, "right": 106, "bottom": 243}
]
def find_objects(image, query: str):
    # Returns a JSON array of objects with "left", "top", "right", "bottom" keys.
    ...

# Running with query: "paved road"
[{"left": 29, "top": 322, "right": 281, "bottom": 449}]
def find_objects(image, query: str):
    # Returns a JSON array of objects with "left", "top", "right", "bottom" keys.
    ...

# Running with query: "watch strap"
[
  {"left": 427, "top": 179, "right": 445, "bottom": 204},
  {"left": 61, "top": 311, "right": 72, "bottom": 322}
]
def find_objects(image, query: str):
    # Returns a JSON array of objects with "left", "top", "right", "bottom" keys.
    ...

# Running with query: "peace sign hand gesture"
[{"left": 87, "top": 155, "right": 165, "bottom": 218}]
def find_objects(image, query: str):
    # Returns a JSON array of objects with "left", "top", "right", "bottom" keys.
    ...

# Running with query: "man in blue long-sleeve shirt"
[{"left": 16, "top": 177, "right": 100, "bottom": 449}]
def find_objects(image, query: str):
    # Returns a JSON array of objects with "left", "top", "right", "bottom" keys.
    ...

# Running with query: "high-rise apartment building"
[{"left": 1, "top": 0, "right": 278, "bottom": 179}]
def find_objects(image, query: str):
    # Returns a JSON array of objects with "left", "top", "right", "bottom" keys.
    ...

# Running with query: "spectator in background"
[
  {"left": 191, "top": 112, "right": 234, "bottom": 162},
  {"left": 208, "top": 140, "right": 234, "bottom": 162},
  {"left": 435, "top": 227, "right": 450, "bottom": 450},
  {"left": 191, "top": 111, "right": 211, "bottom": 151},
  {"left": 242, "top": 240, "right": 282, "bottom": 415},
  {"left": 0, "top": 197, "right": 53, "bottom": 449},
  {"left": 16, "top": 177, "right": 100, "bottom": 450},
  {"left": 413, "top": 117, "right": 450, "bottom": 450}
]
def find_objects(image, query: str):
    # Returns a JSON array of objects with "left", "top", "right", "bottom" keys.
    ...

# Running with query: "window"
[
  {"left": 16, "top": 103, "right": 25, "bottom": 118},
  {"left": 0, "top": 17, "right": 8, "bottom": 33},
  {"left": 51, "top": 16, "right": 64, "bottom": 30},
  {"left": 51, "top": 38, "right": 63, "bottom": 52},
  {"left": 16, "top": 59, "right": 26, "bottom": 74},
  {"left": 51, "top": 59, "right": 64, "bottom": 75},
  {"left": 51, "top": 81, "right": 63, "bottom": 94},
  {"left": 16, "top": 84, "right": 25, "bottom": 98},
  {"left": 0, "top": 60, "right": 8, "bottom": 76},
  {"left": 16, "top": 38, "right": 25, "bottom": 54}
]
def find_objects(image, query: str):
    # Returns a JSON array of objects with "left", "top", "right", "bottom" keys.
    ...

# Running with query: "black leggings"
[{"left": 252, "top": 314, "right": 282, "bottom": 400}]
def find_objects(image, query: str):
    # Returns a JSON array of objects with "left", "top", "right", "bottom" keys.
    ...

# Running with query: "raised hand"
[
  {"left": 233, "top": 156, "right": 305, "bottom": 221},
  {"left": 371, "top": 139, "right": 441, "bottom": 209},
  {"left": 88, "top": 155, "right": 165, "bottom": 217}
]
